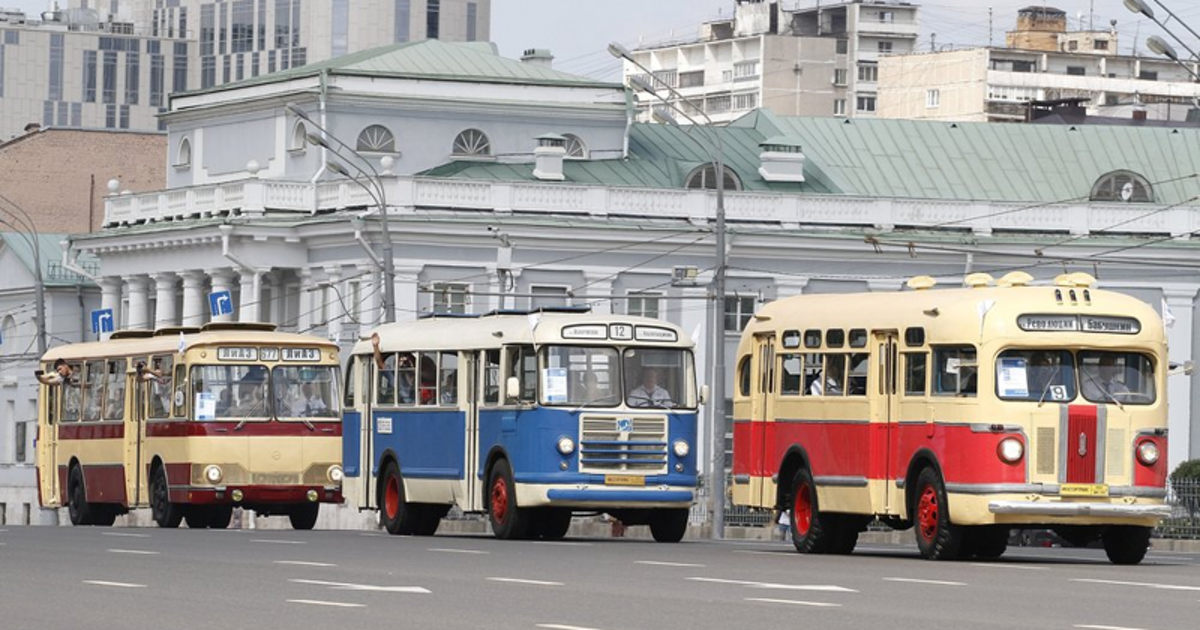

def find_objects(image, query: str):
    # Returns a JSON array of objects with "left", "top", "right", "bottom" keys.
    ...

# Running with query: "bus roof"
[
  {"left": 355, "top": 311, "right": 695, "bottom": 355},
  {"left": 40, "top": 324, "right": 338, "bottom": 362},
  {"left": 743, "top": 284, "right": 1164, "bottom": 348}
]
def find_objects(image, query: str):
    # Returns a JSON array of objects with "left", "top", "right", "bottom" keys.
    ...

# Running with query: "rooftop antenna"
[
  {"left": 988, "top": 6, "right": 994, "bottom": 47},
  {"left": 1090, "top": 0, "right": 1095, "bottom": 31}
]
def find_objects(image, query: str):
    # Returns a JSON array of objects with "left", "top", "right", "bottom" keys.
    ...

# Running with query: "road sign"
[
  {"left": 91, "top": 308, "right": 115, "bottom": 335},
  {"left": 209, "top": 290, "right": 234, "bottom": 317}
]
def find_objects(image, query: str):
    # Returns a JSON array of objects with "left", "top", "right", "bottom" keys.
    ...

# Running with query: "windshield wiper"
[
  {"left": 1036, "top": 365, "right": 1062, "bottom": 408},
  {"left": 1081, "top": 369, "right": 1124, "bottom": 410}
]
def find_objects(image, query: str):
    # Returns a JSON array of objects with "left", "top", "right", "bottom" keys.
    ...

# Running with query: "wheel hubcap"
[
  {"left": 491, "top": 477, "right": 509, "bottom": 524},
  {"left": 793, "top": 482, "right": 812, "bottom": 537},
  {"left": 385, "top": 474, "right": 400, "bottom": 520},
  {"left": 918, "top": 485, "right": 939, "bottom": 542}
]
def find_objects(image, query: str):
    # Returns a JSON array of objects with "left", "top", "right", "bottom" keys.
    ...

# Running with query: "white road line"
[
  {"left": 882, "top": 577, "right": 966, "bottom": 587},
  {"left": 733, "top": 549, "right": 795, "bottom": 557},
  {"left": 487, "top": 577, "right": 564, "bottom": 587},
  {"left": 1143, "top": 555, "right": 1195, "bottom": 562},
  {"left": 1074, "top": 625, "right": 1149, "bottom": 630},
  {"left": 107, "top": 549, "right": 160, "bottom": 555},
  {"left": 968, "top": 563, "right": 1049, "bottom": 571},
  {"left": 103, "top": 532, "right": 150, "bottom": 538},
  {"left": 746, "top": 598, "right": 842, "bottom": 608},
  {"left": 635, "top": 560, "right": 706, "bottom": 568},
  {"left": 358, "top": 533, "right": 385, "bottom": 537},
  {"left": 286, "top": 599, "right": 365, "bottom": 608},
  {"left": 275, "top": 560, "right": 338, "bottom": 567},
  {"left": 687, "top": 577, "right": 858, "bottom": 592},
  {"left": 537, "top": 625, "right": 604, "bottom": 630},
  {"left": 83, "top": 580, "right": 146, "bottom": 589},
  {"left": 289, "top": 579, "right": 430, "bottom": 594},
  {"left": 251, "top": 539, "right": 307, "bottom": 545},
  {"left": 1072, "top": 578, "right": 1200, "bottom": 592},
  {"left": 0, "top": 542, "right": 6, "bottom": 546},
  {"left": 532, "top": 541, "right": 592, "bottom": 547},
  {"left": 428, "top": 548, "right": 490, "bottom": 555}
]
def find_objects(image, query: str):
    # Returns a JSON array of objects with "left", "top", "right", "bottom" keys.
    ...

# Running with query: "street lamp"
[
  {"left": 1125, "top": 0, "right": 1200, "bottom": 60},
  {"left": 609, "top": 41, "right": 730, "bottom": 539},
  {"left": 0, "top": 194, "right": 47, "bottom": 355},
  {"left": 285, "top": 103, "right": 398, "bottom": 324}
]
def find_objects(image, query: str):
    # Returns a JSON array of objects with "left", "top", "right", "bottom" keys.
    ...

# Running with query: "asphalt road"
[{"left": 1, "top": 525, "right": 1198, "bottom": 630}]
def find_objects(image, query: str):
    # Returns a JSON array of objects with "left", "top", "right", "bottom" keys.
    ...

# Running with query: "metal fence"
[{"left": 1156, "top": 479, "right": 1200, "bottom": 539}]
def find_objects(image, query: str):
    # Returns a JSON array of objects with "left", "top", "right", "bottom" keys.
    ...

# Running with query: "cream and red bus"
[
  {"left": 732, "top": 272, "right": 1171, "bottom": 564},
  {"left": 36, "top": 323, "right": 343, "bottom": 529}
]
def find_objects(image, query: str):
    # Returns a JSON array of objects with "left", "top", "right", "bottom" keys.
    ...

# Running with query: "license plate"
[
  {"left": 604, "top": 474, "right": 645, "bottom": 487},
  {"left": 1060, "top": 483, "right": 1109, "bottom": 497}
]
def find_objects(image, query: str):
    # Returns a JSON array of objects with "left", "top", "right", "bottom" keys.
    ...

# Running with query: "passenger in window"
[
  {"left": 628, "top": 367, "right": 673, "bottom": 408},
  {"left": 1027, "top": 352, "right": 1057, "bottom": 397},
  {"left": 372, "top": 333, "right": 398, "bottom": 401},
  {"left": 1082, "top": 355, "right": 1130, "bottom": 402},
  {"left": 37, "top": 359, "right": 81, "bottom": 419},
  {"left": 821, "top": 357, "right": 845, "bottom": 396},
  {"left": 418, "top": 356, "right": 438, "bottom": 405},
  {"left": 440, "top": 372, "right": 458, "bottom": 405}
]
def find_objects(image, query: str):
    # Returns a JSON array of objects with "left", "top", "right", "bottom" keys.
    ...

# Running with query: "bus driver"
[{"left": 628, "top": 367, "right": 673, "bottom": 408}]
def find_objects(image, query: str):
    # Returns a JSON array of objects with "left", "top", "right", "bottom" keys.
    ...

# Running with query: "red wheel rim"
[
  {"left": 793, "top": 482, "right": 812, "bottom": 537},
  {"left": 491, "top": 476, "right": 509, "bottom": 525},
  {"left": 385, "top": 474, "right": 400, "bottom": 520},
  {"left": 917, "top": 484, "right": 939, "bottom": 543}
]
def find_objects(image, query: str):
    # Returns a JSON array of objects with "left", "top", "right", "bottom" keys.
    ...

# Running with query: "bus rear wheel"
[
  {"left": 914, "top": 466, "right": 963, "bottom": 560},
  {"left": 1103, "top": 526, "right": 1151, "bottom": 565},
  {"left": 488, "top": 459, "right": 529, "bottom": 540},
  {"left": 379, "top": 460, "right": 419, "bottom": 535},
  {"left": 789, "top": 467, "right": 836, "bottom": 553},
  {"left": 67, "top": 466, "right": 95, "bottom": 526},
  {"left": 649, "top": 508, "right": 689, "bottom": 543},
  {"left": 150, "top": 465, "right": 183, "bottom": 529},
  {"left": 289, "top": 503, "right": 320, "bottom": 530}
]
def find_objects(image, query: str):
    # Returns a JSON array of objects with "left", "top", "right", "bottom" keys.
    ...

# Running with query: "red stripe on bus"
[
  {"left": 58, "top": 423, "right": 125, "bottom": 440},
  {"left": 145, "top": 421, "right": 342, "bottom": 437},
  {"left": 1066, "top": 405, "right": 1098, "bottom": 484}
]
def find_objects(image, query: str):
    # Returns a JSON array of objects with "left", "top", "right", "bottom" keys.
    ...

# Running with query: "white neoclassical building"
[{"left": 12, "top": 39, "right": 1200, "bottom": 523}]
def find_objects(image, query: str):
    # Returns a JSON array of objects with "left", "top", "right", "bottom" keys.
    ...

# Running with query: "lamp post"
[
  {"left": 285, "top": 103, "right": 397, "bottom": 324},
  {"left": 608, "top": 42, "right": 729, "bottom": 539},
  {"left": 0, "top": 196, "right": 47, "bottom": 355},
  {"left": 1124, "top": 0, "right": 1200, "bottom": 113}
]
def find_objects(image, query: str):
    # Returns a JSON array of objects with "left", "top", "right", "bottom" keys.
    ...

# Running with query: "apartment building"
[{"left": 619, "top": 0, "right": 920, "bottom": 122}]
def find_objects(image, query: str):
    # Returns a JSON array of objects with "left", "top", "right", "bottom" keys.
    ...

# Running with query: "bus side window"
[
  {"left": 344, "top": 356, "right": 358, "bottom": 408},
  {"left": 904, "top": 352, "right": 928, "bottom": 396},
  {"left": 483, "top": 350, "right": 500, "bottom": 405},
  {"left": 780, "top": 354, "right": 802, "bottom": 396},
  {"left": 801, "top": 353, "right": 822, "bottom": 396},
  {"left": 504, "top": 345, "right": 537, "bottom": 404},
  {"left": 439, "top": 351, "right": 458, "bottom": 405},
  {"left": 149, "top": 355, "right": 174, "bottom": 419},
  {"left": 377, "top": 352, "right": 398, "bottom": 406},
  {"left": 104, "top": 359, "right": 127, "bottom": 421},
  {"left": 737, "top": 355, "right": 751, "bottom": 397},
  {"left": 172, "top": 363, "right": 187, "bottom": 417},
  {"left": 933, "top": 346, "right": 977, "bottom": 397},
  {"left": 823, "top": 354, "right": 846, "bottom": 396},
  {"left": 61, "top": 362, "right": 82, "bottom": 423},
  {"left": 847, "top": 353, "right": 869, "bottom": 396},
  {"left": 83, "top": 360, "right": 106, "bottom": 422}
]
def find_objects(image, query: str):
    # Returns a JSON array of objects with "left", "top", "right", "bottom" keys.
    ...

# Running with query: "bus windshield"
[
  {"left": 542, "top": 346, "right": 620, "bottom": 408},
  {"left": 623, "top": 348, "right": 693, "bottom": 409},
  {"left": 273, "top": 366, "right": 342, "bottom": 419},
  {"left": 192, "top": 364, "right": 270, "bottom": 420},
  {"left": 994, "top": 349, "right": 1078, "bottom": 402},
  {"left": 1079, "top": 351, "right": 1156, "bottom": 405}
]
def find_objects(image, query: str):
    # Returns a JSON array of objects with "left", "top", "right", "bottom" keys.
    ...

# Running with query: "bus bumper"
[
  {"left": 988, "top": 501, "right": 1172, "bottom": 519},
  {"left": 519, "top": 485, "right": 694, "bottom": 509},
  {"left": 178, "top": 486, "right": 343, "bottom": 505}
]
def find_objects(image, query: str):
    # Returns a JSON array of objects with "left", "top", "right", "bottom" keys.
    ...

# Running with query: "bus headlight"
[
  {"left": 997, "top": 438, "right": 1024, "bottom": 464},
  {"left": 1136, "top": 440, "right": 1160, "bottom": 466},
  {"left": 556, "top": 436, "right": 576, "bottom": 455},
  {"left": 204, "top": 465, "right": 223, "bottom": 484},
  {"left": 327, "top": 465, "right": 344, "bottom": 483},
  {"left": 673, "top": 440, "right": 690, "bottom": 458}
]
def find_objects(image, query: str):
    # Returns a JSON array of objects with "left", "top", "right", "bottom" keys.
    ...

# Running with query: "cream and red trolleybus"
[
  {"left": 732, "top": 272, "right": 1170, "bottom": 564},
  {"left": 36, "top": 323, "right": 343, "bottom": 529}
]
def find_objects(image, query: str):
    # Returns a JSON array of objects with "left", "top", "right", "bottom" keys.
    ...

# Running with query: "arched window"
[
  {"left": 290, "top": 121, "right": 308, "bottom": 152},
  {"left": 685, "top": 163, "right": 743, "bottom": 191},
  {"left": 176, "top": 137, "right": 192, "bottom": 168},
  {"left": 1, "top": 315, "right": 15, "bottom": 347},
  {"left": 1090, "top": 170, "right": 1153, "bottom": 203},
  {"left": 356, "top": 125, "right": 395, "bottom": 153},
  {"left": 563, "top": 133, "right": 587, "bottom": 159},
  {"left": 452, "top": 128, "right": 491, "bottom": 157}
]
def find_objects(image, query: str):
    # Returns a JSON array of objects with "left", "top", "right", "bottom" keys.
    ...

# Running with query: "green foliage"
[{"left": 1170, "top": 459, "right": 1200, "bottom": 483}]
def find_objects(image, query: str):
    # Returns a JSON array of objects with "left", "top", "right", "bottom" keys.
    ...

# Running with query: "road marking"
[
  {"left": 289, "top": 579, "right": 430, "bottom": 594},
  {"left": 687, "top": 577, "right": 857, "bottom": 592},
  {"left": 636, "top": 560, "right": 706, "bottom": 568},
  {"left": 107, "top": 549, "right": 160, "bottom": 555},
  {"left": 532, "top": 541, "right": 592, "bottom": 547},
  {"left": 882, "top": 577, "right": 966, "bottom": 587},
  {"left": 286, "top": 599, "right": 365, "bottom": 608},
  {"left": 733, "top": 550, "right": 795, "bottom": 557},
  {"left": 275, "top": 560, "right": 338, "bottom": 567},
  {"left": 1072, "top": 578, "right": 1200, "bottom": 592},
  {"left": 83, "top": 580, "right": 146, "bottom": 588},
  {"left": 251, "top": 539, "right": 307, "bottom": 545},
  {"left": 358, "top": 533, "right": 385, "bottom": 537},
  {"left": 537, "top": 625, "right": 604, "bottom": 630},
  {"left": 487, "top": 577, "right": 564, "bottom": 587},
  {"left": 428, "top": 548, "right": 490, "bottom": 555},
  {"left": 746, "top": 598, "right": 842, "bottom": 608},
  {"left": 1144, "top": 555, "right": 1195, "bottom": 562},
  {"left": 968, "top": 563, "right": 1049, "bottom": 571},
  {"left": 1074, "top": 625, "right": 1149, "bottom": 630},
  {"left": 103, "top": 532, "right": 150, "bottom": 538}
]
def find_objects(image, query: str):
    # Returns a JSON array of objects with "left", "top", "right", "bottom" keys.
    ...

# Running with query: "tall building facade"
[{"left": 620, "top": 0, "right": 919, "bottom": 122}]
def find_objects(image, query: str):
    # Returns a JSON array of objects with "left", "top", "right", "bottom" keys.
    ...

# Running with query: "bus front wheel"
[
  {"left": 67, "top": 466, "right": 95, "bottom": 526},
  {"left": 488, "top": 459, "right": 529, "bottom": 539},
  {"left": 150, "top": 465, "right": 183, "bottom": 529},
  {"left": 289, "top": 503, "right": 320, "bottom": 530},
  {"left": 379, "top": 460, "right": 418, "bottom": 535},
  {"left": 649, "top": 508, "right": 689, "bottom": 543},
  {"left": 914, "top": 466, "right": 963, "bottom": 560},
  {"left": 1103, "top": 526, "right": 1151, "bottom": 565},
  {"left": 789, "top": 467, "right": 837, "bottom": 553}
]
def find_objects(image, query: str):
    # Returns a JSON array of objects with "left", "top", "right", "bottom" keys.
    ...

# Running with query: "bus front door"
[
  {"left": 748, "top": 333, "right": 776, "bottom": 508},
  {"left": 126, "top": 370, "right": 147, "bottom": 507},
  {"left": 462, "top": 352, "right": 483, "bottom": 512},
  {"left": 871, "top": 332, "right": 901, "bottom": 514},
  {"left": 36, "top": 378, "right": 61, "bottom": 507}
]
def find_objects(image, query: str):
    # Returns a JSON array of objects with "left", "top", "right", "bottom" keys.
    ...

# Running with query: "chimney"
[
  {"left": 521, "top": 48, "right": 554, "bottom": 69},
  {"left": 1132, "top": 102, "right": 1148, "bottom": 121},
  {"left": 757, "top": 136, "right": 806, "bottom": 183},
  {"left": 533, "top": 133, "right": 567, "bottom": 181}
]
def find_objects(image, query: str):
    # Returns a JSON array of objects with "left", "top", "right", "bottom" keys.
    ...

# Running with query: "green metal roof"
[
  {"left": 179, "top": 40, "right": 621, "bottom": 98},
  {"left": 0, "top": 233, "right": 96, "bottom": 286}
]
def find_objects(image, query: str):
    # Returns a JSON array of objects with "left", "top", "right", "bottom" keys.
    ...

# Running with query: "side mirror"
[
  {"left": 699, "top": 384, "right": 710, "bottom": 405},
  {"left": 505, "top": 376, "right": 521, "bottom": 402}
]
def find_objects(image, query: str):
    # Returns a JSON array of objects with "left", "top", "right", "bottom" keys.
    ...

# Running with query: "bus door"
[
  {"left": 125, "top": 365, "right": 148, "bottom": 507},
  {"left": 36, "top": 373, "right": 61, "bottom": 506},
  {"left": 461, "top": 351, "right": 483, "bottom": 512},
  {"left": 748, "top": 333, "right": 776, "bottom": 507},
  {"left": 871, "top": 331, "right": 901, "bottom": 514},
  {"left": 353, "top": 356, "right": 374, "bottom": 509}
]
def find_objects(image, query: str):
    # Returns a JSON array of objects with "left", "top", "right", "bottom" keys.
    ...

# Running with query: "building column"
[
  {"left": 1163, "top": 287, "right": 1197, "bottom": 464},
  {"left": 124, "top": 275, "right": 150, "bottom": 330},
  {"left": 583, "top": 272, "right": 614, "bottom": 315},
  {"left": 152, "top": 273, "right": 178, "bottom": 329},
  {"left": 775, "top": 277, "right": 810, "bottom": 299},
  {"left": 324, "top": 266, "right": 344, "bottom": 341},
  {"left": 207, "top": 268, "right": 236, "bottom": 323},
  {"left": 180, "top": 270, "right": 207, "bottom": 327},
  {"left": 297, "top": 267, "right": 314, "bottom": 332},
  {"left": 357, "top": 263, "right": 380, "bottom": 328},
  {"left": 394, "top": 263, "right": 422, "bottom": 322},
  {"left": 97, "top": 277, "right": 122, "bottom": 341},
  {"left": 238, "top": 269, "right": 264, "bottom": 323}
]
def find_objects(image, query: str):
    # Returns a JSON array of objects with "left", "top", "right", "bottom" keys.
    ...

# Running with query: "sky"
[{"left": 6, "top": 0, "right": 1200, "bottom": 81}]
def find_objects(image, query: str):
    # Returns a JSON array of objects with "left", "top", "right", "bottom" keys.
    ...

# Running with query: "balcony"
[{"left": 103, "top": 176, "right": 1200, "bottom": 238}]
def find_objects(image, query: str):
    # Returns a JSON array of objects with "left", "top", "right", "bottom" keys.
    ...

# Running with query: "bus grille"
[{"left": 579, "top": 414, "right": 668, "bottom": 475}]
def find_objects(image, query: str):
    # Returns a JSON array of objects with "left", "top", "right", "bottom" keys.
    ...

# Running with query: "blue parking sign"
[
  {"left": 209, "top": 290, "right": 234, "bottom": 317},
  {"left": 91, "top": 308, "right": 115, "bottom": 334}
]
